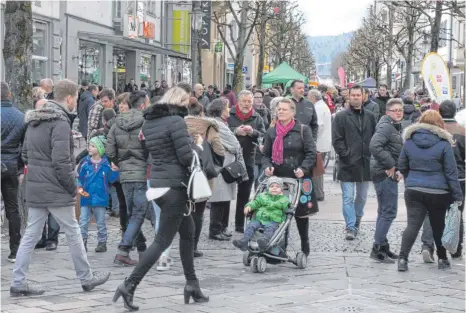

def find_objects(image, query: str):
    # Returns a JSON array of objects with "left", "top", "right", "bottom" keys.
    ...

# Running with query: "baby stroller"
[{"left": 242, "top": 177, "right": 306, "bottom": 273}]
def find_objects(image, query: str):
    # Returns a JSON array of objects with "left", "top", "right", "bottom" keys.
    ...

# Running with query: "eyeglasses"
[
  {"left": 388, "top": 109, "right": 403, "bottom": 113},
  {"left": 254, "top": 96, "right": 263, "bottom": 99}
]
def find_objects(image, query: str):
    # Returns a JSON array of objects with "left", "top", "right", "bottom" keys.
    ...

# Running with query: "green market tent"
[{"left": 262, "top": 62, "right": 309, "bottom": 85}]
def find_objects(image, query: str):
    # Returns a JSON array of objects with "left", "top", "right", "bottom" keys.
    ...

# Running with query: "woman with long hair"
[
  {"left": 113, "top": 87, "right": 208, "bottom": 310},
  {"left": 397, "top": 110, "right": 463, "bottom": 272}
]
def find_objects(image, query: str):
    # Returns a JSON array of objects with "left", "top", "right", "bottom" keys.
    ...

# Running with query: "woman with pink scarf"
[{"left": 261, "top": 98, "right": 318, "bottom": 257}]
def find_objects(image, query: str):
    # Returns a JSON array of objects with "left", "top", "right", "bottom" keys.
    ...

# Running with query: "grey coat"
[
  {"left": 208, "top": 151, "right": 237, "bottom": 202},
  {"left": 22, "top": 101, "right": 77, "bottom": 208},
  {"left": 363, "top": 99, "right": 380, "bottom": 121}
]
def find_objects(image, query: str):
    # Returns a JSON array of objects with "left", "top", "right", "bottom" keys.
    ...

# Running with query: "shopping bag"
[{"left": 441, "top": 203, "right": 461, "bottom": 254}]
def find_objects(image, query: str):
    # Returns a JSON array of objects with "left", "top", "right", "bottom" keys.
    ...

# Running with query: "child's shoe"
[{"left": 232, "top": 239, "right": 248, "bottom": 251}]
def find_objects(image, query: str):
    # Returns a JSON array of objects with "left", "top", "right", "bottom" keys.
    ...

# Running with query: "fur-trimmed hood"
[
  {"left": 184, "top": 115, "right": 219, "bottom": 132},
  {"left": 25, "top": 100, "right": 75, "bottom": 127},
  {"left": 143, "top": 102, "right": 189, "bottom": 120},
  {"left": 403, "top": 122, "right": 454, "bottom": 148}
]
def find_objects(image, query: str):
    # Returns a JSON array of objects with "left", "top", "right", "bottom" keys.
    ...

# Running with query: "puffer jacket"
[
  {"left": 142, "top": 103, "right": 194, "bottom": 188},
  {"left": 184, "top": 116, "right": 225, "bottom": 157},
  {"left": 443, "top": 118, "right": 465, "bottom": 181},
  {"left": 106, "top": 109, "right": 148, "bottom": 183},
  {"left": 246, "top": 192, "right": 290, "bottom": 224},
  {"left": 1, "top": 100, "right": 25, "bottom": 171},
  {"left": 22, "top": 101, "right": 77, "bottom": 208},
  {"left": 369, "top": 115, "right": 403, "bottom": 183},
  {"left": 399, "top": 123, "right": 463, "bottom": 201}
]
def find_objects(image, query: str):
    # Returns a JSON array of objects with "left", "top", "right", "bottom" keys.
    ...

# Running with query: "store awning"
[{"left": 78, "top": 32, "right": 190, "bottom": 60}]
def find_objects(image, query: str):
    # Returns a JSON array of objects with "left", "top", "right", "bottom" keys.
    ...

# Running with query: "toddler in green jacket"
[{"left": 233, "top": 177, "right": 290, "bottom": 251}]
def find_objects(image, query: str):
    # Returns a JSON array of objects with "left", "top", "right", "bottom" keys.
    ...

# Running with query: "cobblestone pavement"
[{"left": 1, "top": 165, "right": 465, "bottom": 312}]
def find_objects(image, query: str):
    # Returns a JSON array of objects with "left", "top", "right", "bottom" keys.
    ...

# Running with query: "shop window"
[
  {"left": 32, "top": 58, "right": 47, "bottom": 84},
  {"left": 140, "top": 54, "right": 152, "bottom": 83},
  {"left": 78, "top": 40, "right": 102, "bottom": 85},
  {"left": 32, "top": 21, "right": 48, "bottom": 83},
  {"left": 113, "top": 48, "right": 127, "bottom": 93}
]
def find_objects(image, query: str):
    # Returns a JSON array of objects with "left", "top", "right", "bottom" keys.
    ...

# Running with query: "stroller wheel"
[
  {"left": 243, "top": 251, "right": 251, "bottom": 266},
  {"left": 250, "top": 257, "right": 259, "bottom": 273},
  {"left": 296, "top": 252, "right": 307, "bottom": 269},
  {"left": 257, "top": 257, "right": 267, "bottom": 273}
]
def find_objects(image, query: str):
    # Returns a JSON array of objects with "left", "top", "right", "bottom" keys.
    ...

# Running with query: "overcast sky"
[{"left": 298, "top": 0, "right": 373, "bottom": 36}]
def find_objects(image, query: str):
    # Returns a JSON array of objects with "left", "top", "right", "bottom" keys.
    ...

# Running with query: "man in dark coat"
[
  {"left": 77, "top": 84, "right": 99, "bottom": 140},
  {"left": 332, "top": 85, "right": 376, "bottom": 241},
  {"left": 421, "top": 100, "right": 466, "bottom": 261},
  {"left": 363, "top": 88, "right": 380, "bottom": 121},
  {"left": 124, "top": 78, "right": 138, "bottom": 92},
  {"left": 374, "top": 84, "right": 391, "bottom": 117},
  {"left": 228, "top": 90, "right": 265, "bottom": 233},
  {"left": 369, "top": 99, "right": 404, "bottom": 263},
  {"left": 11, "top": 79, "right": 110, "bottom": 297},
  {"left": 0, "top": 82, "right": 24, "bottom": 263},
  {"left": 290, "top": 80, "right": 319, "bottom": 140},
  {"left": 400, "top": 97, "right": 421, "bottom": 129}
]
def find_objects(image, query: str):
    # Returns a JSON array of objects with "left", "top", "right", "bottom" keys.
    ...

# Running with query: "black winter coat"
[
  {"left": 228, "top": 107, "right": 265, "bottom": 167},
  {"left": 369, "top": 115, "right": 403, "bottom": 183},
  {"left": 444, "top": 119, "right": 465, "bottom": 181},
  {"left": 142, "top": 103, "right": 195, "bottom": 188},
  {"left": 375, "top": 94, "right": 390, "bottom": 117},
  {"left": 22, "top": 101, "right": 77, "bottom": 208},
  {"left": 292, "top": 97, "right": 319, "bottom": 140},
  {"left": 1, "top": 100, "right": 25, "bottom": 170},
  {"left": 77, "top": 90, "right": 95, "bottom": 138},
  {"left": 262, "top": 120, "right": 316, "bottom": 178},
  {"left": 332, "top": 107, "right": 376, "bottom": 182}
]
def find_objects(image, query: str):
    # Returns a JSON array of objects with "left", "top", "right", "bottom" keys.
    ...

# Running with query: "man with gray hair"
[
  {"left": 40, "top": 78, "right": 54, "bottom": 100},
  {"left": 194, "top": 83, "right": 209, "bottom": 106},
  {"left": 228, "top": 90, "right": 265, "bottom": 235},
  {"left": 11, "top": 79, "right": 110, "bottom": 297},
  {"left": 308, "top": 89, "right": 332, "bottom": 201}
]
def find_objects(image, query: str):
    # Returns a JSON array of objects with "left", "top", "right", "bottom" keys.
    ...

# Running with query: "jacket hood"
[
  {"left": 143, "top": 102, "right": 189, "bottom": 120},
  {"left": 25, "top": 100, "right": 75, "bottom": 127},
  {"left": 184, "top": 115, "right": 219, "bottom": 132},
  {"left": 115, "top": 109, "right": 144, "bottom": 131},
  {"left": 403, "top": 103, "right": 416, "bottom": 115},
  {"left": 403, "top": 122, "right": 454, "bottom": 148}
]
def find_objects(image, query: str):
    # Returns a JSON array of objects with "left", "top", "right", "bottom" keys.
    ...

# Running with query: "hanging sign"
[
  {"left": 199, "top": 1, "right": 211, "bottom": 49},
  {"left": 214, "top": 42, "right": 223, "bottom": 53}
]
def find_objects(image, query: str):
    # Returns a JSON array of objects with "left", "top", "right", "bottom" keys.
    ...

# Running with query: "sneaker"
[
  {"left": 114, "top": 254, "right": 138, "bottom": 266},
  {"left": 194, "top": 250, "right": 204, "bottom": 258},
  {"left": 209, "top": 233, "right": 230, "bottom": 241},
  {"left": 345, "top": 229, "right": 357, "bottom": 241},
  {"left": 451, "top": 249, "right": 463, "bottom": 260},
  {"left": 95, "top": 242, "right": 107, "bottom": 253},
  {"left": 7, "top": 253, "right": 16, "bottom": 263},
  {"left": 82, "top": 271, "right": 111, "bottom": 291},
  {"left": 397, "top": 258, "right": 408, "bottom": 272},
  {"left": 34, "top": 242, "right": 46, "bottom": 249},
  {"left": 421, "top": 246, "right": 435, "bottom": 263},
  {"left": 438, "top": 259, "right": 451, "bottom": 270},
  {"left": 385, "top": 243, "right": 399, "bottom": 260},
  {"left": 369, "top": 244, "right": 395, "bottom": 264},
  {"left": 355, "top": 217, "right": 362, "bottom": 231},
  {"left": 10, "top": 283, "right": 45, "bottom": 297},
  {"left": 156, "top": 257, "right": 171, "bottom": 271},
  {"left": 222, "top": 228, "right": 233, "bottom": 237},
  {"left": 232, "top": 239, "right": 248, "bottom": 251}
]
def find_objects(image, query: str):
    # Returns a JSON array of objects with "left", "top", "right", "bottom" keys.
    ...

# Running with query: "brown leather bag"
[{"left": 300, "top": 125, "right": 325, "bottom": 177}]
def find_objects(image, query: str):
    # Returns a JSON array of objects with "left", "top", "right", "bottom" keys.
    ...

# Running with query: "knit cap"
[
  {"left": 89, "top": 136, "right": 107, "bottom": 156},
  {"left": 267, "top": 176, "right": 284, "bottom": 190}
]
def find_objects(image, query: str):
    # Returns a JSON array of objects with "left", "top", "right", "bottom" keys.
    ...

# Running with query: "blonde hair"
[
  {"left": 32, "top": 87, "right": 45, "bottom": 102},
  {"left": 419, "top": 110, "right": 445, "bottom": 129},
  {"left": 157, "top": 87, "right": 188, "bottom": 105}
]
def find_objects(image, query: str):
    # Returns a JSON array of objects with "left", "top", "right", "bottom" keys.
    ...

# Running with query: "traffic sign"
[{"left": 242, "top": 66, "right": 248, "bottom": 74}]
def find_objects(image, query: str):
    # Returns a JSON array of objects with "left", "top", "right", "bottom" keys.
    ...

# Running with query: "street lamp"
[{"left": 191, "top": 2, "right": 204, "bottom": 87}]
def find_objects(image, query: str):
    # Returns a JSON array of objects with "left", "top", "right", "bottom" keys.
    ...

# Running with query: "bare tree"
[
  {"left": 212, "top": 1, "right": 260, "bottom": 93},
  {"left": 3, "top": 1, "right": 33, "bottom": 112}
]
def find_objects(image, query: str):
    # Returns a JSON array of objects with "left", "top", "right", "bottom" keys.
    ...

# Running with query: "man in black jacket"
[
  {"left": 77, "top": 84, "right": 98, "bottom": 140},
  {"left": 11, "top": 79, "right": 109, "bottom": 297},
  {"left": 290, "top": 80, "right": 318, "bottom": 140},
  {"left": 421, "top": 100, "right": 466, "bottom": 261},
  {"left": 374, "top": 84, "right": 391, "bottom": 117},
  {"left": 369, "top": 99, "right": 404, "bottom": 263},
  {"left": 363, "top": 88, "right": 380, "bottom": 121},
  {"left": 228, "top": 90, "right": 265, "bottom": 233},
  {"left": 1, "top": 82, "right": 24, "bottom": 263},
  {"left": 332, "top": 85, "right": 376, "bottom": 240}
]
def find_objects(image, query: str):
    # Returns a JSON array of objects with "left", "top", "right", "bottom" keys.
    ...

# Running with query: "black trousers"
[
  {"left": 209, "top": 201, "right": 230, "bottom": 235},
  {"left": 114, "top": 182, "right": 128, "bottom": 232},
  {"left": 284, "top": 217, "right": 309, "bottom": 248},
  {"left": 129, "top": 188, "right": 196, "bottom": 284},
  {"left": 192, "top": 201, "right": 207, "bottom": 250},
  {"left": 400, "top": 189, "right": 451, "bottom": 260},
  {"left": 37, "top": 214, "right": 60, "bottom": 245},
  {"left": 1, "top": 166, "right": 21, "bottom": 254},
  {"left": 235, "top": 166, "right": 255, "bottom": 230}
]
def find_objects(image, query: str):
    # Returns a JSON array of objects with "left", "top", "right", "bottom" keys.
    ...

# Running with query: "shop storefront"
[{"left": 78, "top": 40, "right": 102, "bottom": 85}]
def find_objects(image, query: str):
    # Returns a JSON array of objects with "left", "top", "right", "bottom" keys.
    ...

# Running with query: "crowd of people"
[{"left": 1, "top": 76, "right": 464, "bottom": 310}]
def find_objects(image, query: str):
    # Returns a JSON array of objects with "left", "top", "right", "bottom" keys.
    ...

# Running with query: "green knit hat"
[{"left": 89, "top": 136, "right": 107, "bottom": 156}]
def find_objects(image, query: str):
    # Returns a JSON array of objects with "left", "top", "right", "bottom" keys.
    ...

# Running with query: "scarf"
[
  {"left": 272, "top": 119, "right": 296, "bottom": 165},
  {"left": 235, "top": 104, "right": 254, "bottom": 121}
]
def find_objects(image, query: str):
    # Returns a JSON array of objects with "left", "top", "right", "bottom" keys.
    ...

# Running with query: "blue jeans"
[
  {"left": 119, "top": 182, "right": 147, "bottom": 251},
  {"left": 244, "top": 220, "right": 279, "bottom": 241},
  {"left": 340, "top": 182, "right": 369, "bottom": 231},
  {"left": 109, "top": 186, "right": 119, "bottom": 214},
  {"left": 373, "top": 178, "right": 398, "bottom": 245},
  {"left": 147, "top": 180, "right": 171, "bottom": 258},
  {"left": 79, "top": 206, "right": 107, "bottom": 243}
]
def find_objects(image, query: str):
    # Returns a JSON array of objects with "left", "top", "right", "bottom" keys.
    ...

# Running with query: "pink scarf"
[{"left": 272, "top": 119, "right": 296, "bottom": 165}]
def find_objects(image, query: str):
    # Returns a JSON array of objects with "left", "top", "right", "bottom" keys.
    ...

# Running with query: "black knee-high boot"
[
  {"left": 296, "top": 217, "right": 310, "bottom": 256},
  {"left": 192, "top": 201, "right": 206, "bottom": 257}
]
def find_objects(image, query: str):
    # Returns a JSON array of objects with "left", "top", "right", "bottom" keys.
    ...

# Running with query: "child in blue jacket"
[{"left": 78, "top": 136, "right": 119, "bottom": 252}]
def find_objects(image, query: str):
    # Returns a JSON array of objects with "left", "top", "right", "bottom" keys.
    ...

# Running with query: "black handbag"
[
  {"left": 200, "top": 140, "right": 219, "bottom": 180},
  {"left": 220, "top": 160, "right": 245, "bottom": 184}
]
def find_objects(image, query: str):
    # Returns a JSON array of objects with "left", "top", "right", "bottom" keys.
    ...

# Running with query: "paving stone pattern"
[{"left": 1, "top": 166, "right": 464, "bottom": 312}]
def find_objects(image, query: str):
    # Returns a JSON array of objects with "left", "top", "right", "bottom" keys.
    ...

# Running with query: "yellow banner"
[{"left": 172, "top": 10, "right": 190, "bottom": 54}]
